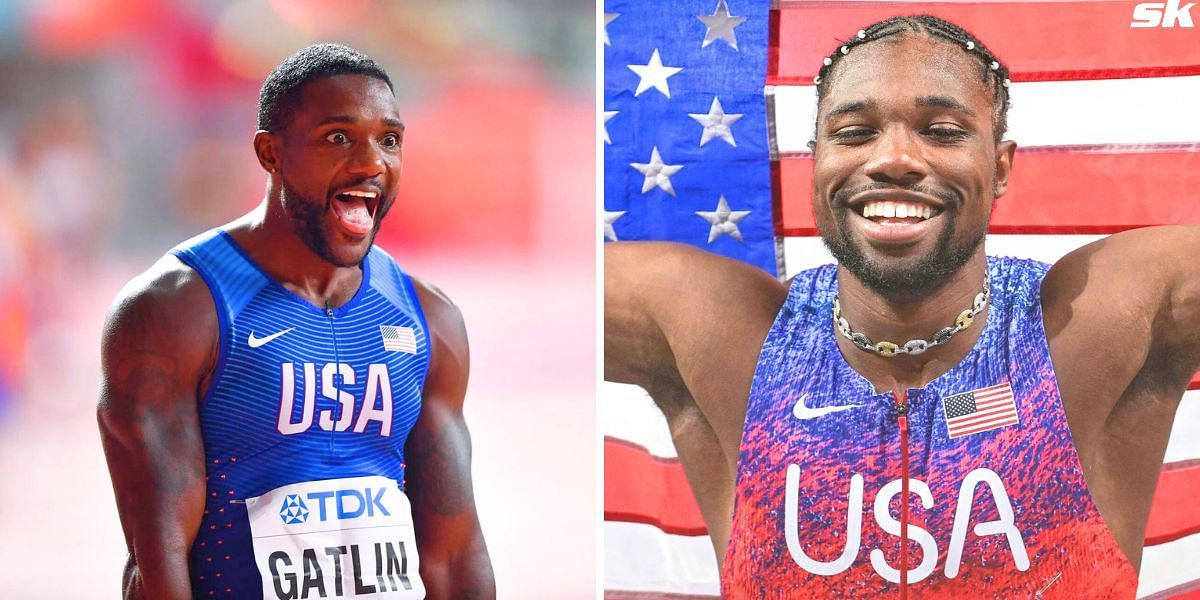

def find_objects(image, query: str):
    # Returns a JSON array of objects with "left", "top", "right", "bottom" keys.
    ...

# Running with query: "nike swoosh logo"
[
  {"left": 792, "top": 394, "right": 866, "bottom": 420},
  {"left": 248, "top": 328, "right": 295, "bottom": 348}
]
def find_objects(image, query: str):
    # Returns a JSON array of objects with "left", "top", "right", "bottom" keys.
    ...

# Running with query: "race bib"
[{"left": 245, "top": 475, "right": 425, "bottom": 599}]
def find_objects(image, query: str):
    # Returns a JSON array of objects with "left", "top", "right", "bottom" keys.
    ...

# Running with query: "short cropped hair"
[{"left": 257, "top": 43, "right": 393, "bottom": 132}]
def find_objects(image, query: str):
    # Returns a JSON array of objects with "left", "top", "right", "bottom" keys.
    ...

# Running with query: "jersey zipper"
[
  {"left": 324, "top": 302, "right": 340, "bottom": 453},
  {"left": 894, "top": 389, "right": 910, "bottom": 600}
]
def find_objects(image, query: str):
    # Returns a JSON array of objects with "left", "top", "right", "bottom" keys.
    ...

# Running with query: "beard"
[
  {"left": 818, "top": 183, "right": 986, "bottom": 300},
  {"left": 279, "top": 178, "right": 382, "bottom": 268}
]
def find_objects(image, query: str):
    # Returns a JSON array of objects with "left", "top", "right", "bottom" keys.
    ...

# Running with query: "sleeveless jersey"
[
  {"left": 172, "top": 230, "right": 431, "bottom": 599},
  {"left": 721, "top": 256, "right": 1138, "bottom": 598}
]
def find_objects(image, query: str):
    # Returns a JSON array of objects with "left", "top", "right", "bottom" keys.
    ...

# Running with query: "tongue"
[{"left": 332, "top": 196, "right": 373, "bottom": 235}]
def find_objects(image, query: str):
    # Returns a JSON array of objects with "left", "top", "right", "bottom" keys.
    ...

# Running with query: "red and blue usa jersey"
[
  {"left": 171, "top": 229, "right": 431, "bottom": 599},
  {"left": 722, "top": 256, "right": 1138, "bottom": 598}
]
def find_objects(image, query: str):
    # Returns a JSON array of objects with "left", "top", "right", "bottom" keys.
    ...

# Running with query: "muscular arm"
[
  {"left": 96, "top": 257, "right": 217, "bottom": 599},
  {"left": 1044, "top": 225, "right": 1200, "bottom": 432},
  {"left": 405, "top": 280, "right": 494, "bottom": 600},
  {"left": 604, "top": 242, "right": 787, "bottom": 560},
  {"left": 1042, "top": 224, "right": 1200, "bottom": 566},
  {"left": 605, "top": 242, "right": 787, "bottom": 455}
]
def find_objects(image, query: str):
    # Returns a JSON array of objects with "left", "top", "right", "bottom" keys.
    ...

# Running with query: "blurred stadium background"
[{"left": 0, "top": 0, "right": 595, "bottom": 597}]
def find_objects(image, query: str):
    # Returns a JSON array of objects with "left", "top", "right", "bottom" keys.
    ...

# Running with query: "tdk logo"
[
  {"left": 279, "top": 494, "right": 310, "bottom": 525},
  {"left": 279, "top": 487, "right": 391, "bottom": 525},
  {"left": 1131, "top": 0, "right": 1195, "bottom": 27}
]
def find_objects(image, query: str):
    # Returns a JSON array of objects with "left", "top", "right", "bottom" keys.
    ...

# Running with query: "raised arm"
[
  {"left": 405, "top": 280, "right": 495, "bottom": 600},
  {"left": 604, "top": 242, "right": 787, "bottom": 561},
  {"left": 1044, "top": 224, "right": 1200, "bottom": 421},
  {"left": 604, "top": 242, "right": 787, "bottom": 440},
  {"left": 96, "top": 257, "right": 218, "bottom": 599}
]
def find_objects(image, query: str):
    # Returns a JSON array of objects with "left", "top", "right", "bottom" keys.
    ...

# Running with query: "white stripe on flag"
[
  {"left": 1138, "top": 531, "right": 1200, "bottom": 598},
  {"left": 604, "top": 521, "right": 720, "bottom": 596},
  {"left": 379, "top": 325, "right": 417, "bottom": 353},
  {"left": 603, "top": 382, "right": 678, "bottom": 458},
  {"left": 1166, "top": 393, "right": 1200, "bottom": 463},
  {"left": 771, "top": 75, "right": 1200, "bottom": 153}
]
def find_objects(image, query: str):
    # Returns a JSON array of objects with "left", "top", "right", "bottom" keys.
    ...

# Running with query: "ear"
[
  {"left": 992, "top": 139, "right": 1017, "bottom": 198},
  {"left": 253, "top": 130, "right": 280, "bottom": 174}
]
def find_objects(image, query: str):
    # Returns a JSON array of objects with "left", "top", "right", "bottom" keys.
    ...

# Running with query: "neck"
[
  {"left": 833, "top": 252, "right": 989, "bottom": 394},
  {"left": 225, "top": 192, "right": 363, "bottom": 308}
]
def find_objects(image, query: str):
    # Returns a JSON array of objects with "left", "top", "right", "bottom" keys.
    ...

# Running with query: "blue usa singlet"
[
  {"left": 722, "top": 256, "right": 1138, "bottom": 598},
  {"left": 171, "top": 229, "right": 430, "bottom": 599}
]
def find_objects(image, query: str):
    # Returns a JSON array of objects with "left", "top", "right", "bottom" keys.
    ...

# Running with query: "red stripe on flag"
[
  {"left": 775, "top": 147, "right": 1200, "bottom": 236},
  {"left": 771, "top": 1, "right": 1200, "bottom": 85},
  {"left": 1146, "top": 459, "right": 1200, "bottom": 546},
  {"left": 948, "top": 416, "right": 1020, "bottom": 438},
  {"left": 948, "top": 407, "right": 1017, "bottom": 429},
  {"left": 604, "top": 437, "right": 708, "bottom": 536}
]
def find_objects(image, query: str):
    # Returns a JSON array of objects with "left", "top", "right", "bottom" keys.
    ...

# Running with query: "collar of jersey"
[
  {"left": 218, "top": 229, "right": 372, "bottom": 318},
  {"left": 820, "top": 256, "right": 1002, "bottom": 401}
]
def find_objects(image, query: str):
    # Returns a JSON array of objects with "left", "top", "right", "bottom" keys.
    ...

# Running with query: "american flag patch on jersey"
[
  {"left": 379, "top": 325, "right": 417, "bottom": 354},
  {"left": 942, "top": 382, "right": 1019, "bottom": 439}
]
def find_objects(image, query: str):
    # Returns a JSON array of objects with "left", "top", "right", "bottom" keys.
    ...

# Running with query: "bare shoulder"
[
  {"left": 605, "top": 241, "right": 786, "bottom": 449},
  {"left": 103, "top": 253, "right": 218, "bottom": 355},
  {"left": 98, "top": 254, "right": 219, "bottom": 460},
  {"left": 409, "top": 275, "right": 469, "bottom": 409},
  {"left": 1040, "top": 225, "right": 1200, "bottom": 428},
  {"left": 409, "top": 275, "right": 468, "bottom": 354},
  {"left": 606, "top": 241, "right": 786, "bottom": 331},
  {"left": 1042, "top": 225, "right": 1199, "bottom": 339}
]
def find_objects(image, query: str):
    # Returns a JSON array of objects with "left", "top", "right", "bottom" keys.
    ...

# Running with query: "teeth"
[
  {"left": 340, "top": 190, "right": 378, "bottom": 199},
  {"left": 860, "top": 200, "right": 937, "bottom": 221}
]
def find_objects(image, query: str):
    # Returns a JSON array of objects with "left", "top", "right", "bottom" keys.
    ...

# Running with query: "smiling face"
[
  {"left": 268, "top": 74, "right": 404, "bottom": 267},
  {"left": 812, "top": 34, "right": 1014, "bottom": 298}
]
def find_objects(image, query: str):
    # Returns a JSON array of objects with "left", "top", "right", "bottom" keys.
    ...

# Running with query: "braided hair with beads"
[{"left": 813, "top": 15, "right": 1013, "bottom": 140}]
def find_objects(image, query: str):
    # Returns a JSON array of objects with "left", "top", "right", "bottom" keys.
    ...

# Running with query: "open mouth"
[
  {"left": 331, "top": 189, "right": 381, "bottom": 236},
  {"left": 857, "top": 199, "right": 940, "bottom": 225},
  {"left": 848, "top": 198, "right": 945, "bottom": 246}
]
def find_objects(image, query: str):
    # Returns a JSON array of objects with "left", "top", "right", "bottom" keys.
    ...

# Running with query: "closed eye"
[
  {"left": 829, "top": 127, "right": 875, "bottom": 144},
  {"left": 924, "top": 126, "right": 969, "bottom": 143}
]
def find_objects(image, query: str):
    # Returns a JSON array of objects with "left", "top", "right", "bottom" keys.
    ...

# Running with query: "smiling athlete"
[
  {"left": 98, "top": 44, "right": 494, "bottom": 599},
  {"left": 606, "top": 15, "right": 1200, "bottom": 598}
]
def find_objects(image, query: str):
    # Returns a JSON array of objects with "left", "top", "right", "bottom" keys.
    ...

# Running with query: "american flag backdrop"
[{"left": 602, "top": 1, "right": 1200, "bottom": 598}]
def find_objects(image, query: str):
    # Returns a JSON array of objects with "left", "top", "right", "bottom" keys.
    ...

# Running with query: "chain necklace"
[{"left": 832, "top": 276, "right": 990, "bottom": 357}]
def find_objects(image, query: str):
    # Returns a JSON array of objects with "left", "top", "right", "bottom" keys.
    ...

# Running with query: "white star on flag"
[
  {"left": 628, "top": 49, "right": 683, "bottom": 98},
  {"left": 630, "top": 147, "right": 683, "bottom": 196},
  {"left": 695, "top": 195, "right": 751, "bottom": 242},
  {"left": 689, "top": 97, "right": 743, "bottom": 147},
  {"left": 604, "top": 210, "right": 626, "bottom": 241},
  {"left": 603, "top": 110, "right": 618, "bottom": 145},
  {"left": 697, "top": 0, "right": 748, "bottom": 50},
  {"left": 604, "top": 13, "right": 619, "bottom": 46}
]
